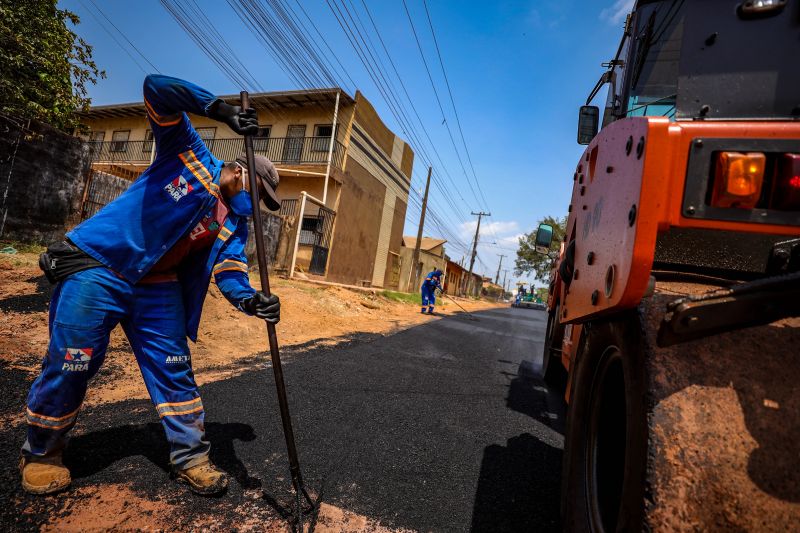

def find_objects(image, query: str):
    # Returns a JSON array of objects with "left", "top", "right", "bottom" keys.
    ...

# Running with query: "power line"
[
  {"left": 324, "top": 0, "right": 473, "bottom": 236},
  {"left": 86, "top": 0, "right": 161, "bottom": 73},
  {"left": 400, "top": 0, "right": 483, "bottom": 210},
  {"left": 360, "top": 1, "right": 470, "bottom": 209},
  {"left": 422, "top": 0, "right": 490, "bottom": 212},
  {"left": 79, "top": 0, "right": 151, "bottom": 75},
  {"left": 160, "top": 0, "right": 474, "bottom": 259},
  {"left": 160, "top": 0, "right": 262, "bottom": 91},
  {"left": 291, "top": 0, "right": 358, "bottom": 93},
  {"left": 329, "top": 0, "right": 474, "bottom": 234}
]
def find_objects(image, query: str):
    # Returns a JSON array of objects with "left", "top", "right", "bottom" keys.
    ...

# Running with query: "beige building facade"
[{"left": 78, "top": 87, "right": 414, "bottom": 289}]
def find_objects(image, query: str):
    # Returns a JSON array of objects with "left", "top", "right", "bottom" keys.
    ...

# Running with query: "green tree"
[
  {"left": 0, "top": 0, "right": 104, "bottom": 131},
  {"left": 514, "top": 215, "right": 567, "bottom": 282}
]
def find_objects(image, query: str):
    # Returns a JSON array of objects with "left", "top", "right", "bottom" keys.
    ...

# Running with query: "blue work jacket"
[
  {"left": 421, "top": 272, "right": 442, "bottom": 290},
  {"left": 67, "top": 74, "right": 255, "bottom": 341}
]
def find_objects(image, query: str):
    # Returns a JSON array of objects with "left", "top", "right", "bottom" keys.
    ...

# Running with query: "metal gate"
[
  {"left": 309, "top": 206, "right": 335, "bottom": 275},
  {"left": 81, "top": 170, "right": 132, "bottom": 220}
]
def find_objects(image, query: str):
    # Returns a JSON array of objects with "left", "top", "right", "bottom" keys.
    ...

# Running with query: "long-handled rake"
[
  {"left": 241, "top": 91, "right": 316, "bottom": 531},
  {"left": 439, "top": 290, "right": 479, "bottom": 321}
]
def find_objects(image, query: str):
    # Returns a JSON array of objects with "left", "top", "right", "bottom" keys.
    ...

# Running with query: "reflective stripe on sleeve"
[
  {"left": 179, "top": 150, "right": 221, "bottom": 199},
  {"left": 144, "top": 98, "right": 182, "bottom": 127},
  {"left": 213, "top": 259, "right": 247, "bottom": 275}
]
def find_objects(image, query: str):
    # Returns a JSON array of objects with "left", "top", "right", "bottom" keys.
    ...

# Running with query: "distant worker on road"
[
  {"left": 420, "top": 269, "right": 443, "bottom": 315},
  {"left": 20, "top": 75, "right": 282, "bottom": 497}
]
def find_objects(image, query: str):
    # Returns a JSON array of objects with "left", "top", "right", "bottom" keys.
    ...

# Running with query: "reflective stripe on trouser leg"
[
  {"left": 123, "top": 281, "right": 209, "bottom": 469},
  {"left": 23, "top": 268, "right": 129, "bottom": 458}
]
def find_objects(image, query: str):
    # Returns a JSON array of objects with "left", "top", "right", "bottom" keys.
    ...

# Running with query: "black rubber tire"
[
  {"left": 561, "top": 311, "right": 648, "bottom": 533},
  {"left": 542, "top": 303, "right": 567, "bottom": 391}
]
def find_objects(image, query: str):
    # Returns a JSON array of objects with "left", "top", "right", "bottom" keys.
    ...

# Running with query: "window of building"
[
  {"left": 299, "top": 216, "right": 320, "bottom": 245},
  {"left": 110, "top": 130, "right": 130, "bottom": 152},
  {"left": 283, "top": 125, "right": 307, "bottom": 162},
  {"left": 254, "top": 125, "right": 272, "bottom": 152},
  {"left": 311, "top": 124, "right": 334, "bottom": 152},
  {"left": 196, "top": 127, "right": 216, "bottom": 142},
  {"left": 143, "top": 129, "right": 154, "bottom": 153},
  {"left": 90, "top": 131, "right": 105, "bottom": 143}
]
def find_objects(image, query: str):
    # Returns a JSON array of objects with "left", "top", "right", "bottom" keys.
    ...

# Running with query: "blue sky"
[{"left": 60, "top": 0, "right": 632, "bottom": 289}]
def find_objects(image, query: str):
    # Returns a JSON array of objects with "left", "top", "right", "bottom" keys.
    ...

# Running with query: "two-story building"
[{"left": 78, "top": 87, "right": 414, "bottom": 289}]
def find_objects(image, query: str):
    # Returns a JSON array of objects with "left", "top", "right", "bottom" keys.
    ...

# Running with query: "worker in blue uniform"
[
  {"left": 420, "top": 269, "right": 444, "bottom": 314},
  {"left": 20, "top": 74, "right": 282, "bottom": 496}
]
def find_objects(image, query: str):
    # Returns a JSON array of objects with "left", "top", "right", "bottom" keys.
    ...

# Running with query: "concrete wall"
[
  {"left": 277, "top": 174, "right": 326, "bottom": 205},
  {"left": 351, "top": 91, "right": 413, "bottom": 181},
  {"left": 401, "top": 144, "right": 415, "bottom": 181},
  {"left": 383, "top": 197, "right": 407, "bottom": 290},
  {"left": 0, "top": 115, "right": 91, "bottom": 243},
  {"left": 345, "top": 122, "right": 411, "bottom": 287},
  {"left": 325, "top": 158, "right": 386, "bottom": 285},
  {"left": 352, "top": 91, "right": 395, "bottom": 161},
  {"left": 244, "top": 213, "right": 282, "bottom": 269}
]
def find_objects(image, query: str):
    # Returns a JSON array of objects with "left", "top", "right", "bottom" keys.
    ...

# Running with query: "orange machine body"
[{"left": 556, "top": 117, "right": 800, "bottom": 391}]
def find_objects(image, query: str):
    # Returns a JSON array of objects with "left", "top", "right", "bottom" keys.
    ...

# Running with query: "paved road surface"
[{"left": 1, "top": 307, "right": 565, "bottom": 531}]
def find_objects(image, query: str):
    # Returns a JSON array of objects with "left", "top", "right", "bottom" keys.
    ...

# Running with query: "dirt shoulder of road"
[{"left": 0, "top": 250, "right": 501, "bottom": 418}]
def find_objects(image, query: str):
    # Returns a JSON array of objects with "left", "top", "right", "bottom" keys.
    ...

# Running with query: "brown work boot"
[
  {"left": 19, "top": 455, "right": 71, "bottom": 495},
  {"left": 174, "top": 460, "right": 229, "bottom": 495}
]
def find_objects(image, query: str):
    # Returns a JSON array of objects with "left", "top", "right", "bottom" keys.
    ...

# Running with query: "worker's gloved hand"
[
  {"left": 208, "top": 100, "right": 258, "bottom": 136},
  {"left": 241, "top": 292, "right": 280, "bottom": 323}
]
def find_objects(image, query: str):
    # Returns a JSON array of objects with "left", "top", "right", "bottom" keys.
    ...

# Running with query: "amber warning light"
[{"left": 711, "top": 152, "right": 765, "bottom": 209}]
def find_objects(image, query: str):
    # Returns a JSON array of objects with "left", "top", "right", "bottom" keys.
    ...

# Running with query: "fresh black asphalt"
[{"left": 1, "top": 306, "right": 565, "bottom": 532}]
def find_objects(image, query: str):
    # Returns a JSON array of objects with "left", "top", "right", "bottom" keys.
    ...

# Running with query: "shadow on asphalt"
[
  {"left": 67, "top": 421, "right": 261, "bottom": 490},
  {"left": 471, "top": 433, "right": 562, "bottom": 532}
]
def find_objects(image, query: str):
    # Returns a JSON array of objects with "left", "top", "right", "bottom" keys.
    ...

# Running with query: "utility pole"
[
  {"left": 466, "top": 211, "right": 490, "bottom": 297},
  {"left": 495, "top": 254, "right": 506, "bottom": 284},
  {"left": 409, "top": 166, "right": 432, "bottom": 292},
  {"left": 502, "top": 269, "right": 508, "bottom": 297}
]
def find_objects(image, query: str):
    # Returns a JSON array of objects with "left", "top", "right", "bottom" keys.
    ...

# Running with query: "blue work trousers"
[
  {"left": 23, "top": 267, "right": 209, "bottom": 469},
  {"left": 421, "top": 285, "right": 436, "bottom": 312}
]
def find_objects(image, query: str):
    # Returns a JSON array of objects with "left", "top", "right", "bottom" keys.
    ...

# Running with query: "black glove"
[
  {"left": 241, "top": 292, "right": 280, "bottom": 323},
  {"left": 208, "top": 100, "right": 258, "bottom": 136}
]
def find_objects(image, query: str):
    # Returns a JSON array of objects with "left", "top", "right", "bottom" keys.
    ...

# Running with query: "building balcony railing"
[{"left": 86, "top": 136, "right": 345, "bottom": 169}]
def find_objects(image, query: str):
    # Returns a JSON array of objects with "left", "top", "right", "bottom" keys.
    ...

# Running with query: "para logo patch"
[
  {"left": 63, "top": 348, "right": 93, "bottom": 372},
  {"left": 164, "top": 175, "right": 193, "bottom": 202}
]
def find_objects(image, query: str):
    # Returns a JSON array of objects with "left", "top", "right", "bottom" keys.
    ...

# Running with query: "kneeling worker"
[
  {"left": 420, "top": 269, "right": 443, "bottom": 315},
  {"left": 20, "top": 74, "right": 281, "bottom": 496}
]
